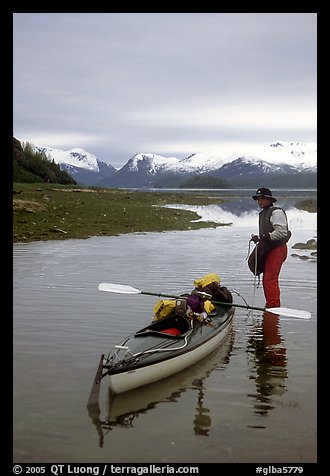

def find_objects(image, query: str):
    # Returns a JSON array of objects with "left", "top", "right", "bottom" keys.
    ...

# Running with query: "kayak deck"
[{"left": 87, "top": 302, "right": 234, "bottom": 400}]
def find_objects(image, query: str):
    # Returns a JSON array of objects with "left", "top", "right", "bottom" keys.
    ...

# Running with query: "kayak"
[
  {"left": 88, "top": 299, "right": 235, "bottom": 396},
  {"left": 87, "top": 332, "right": 234, "bottom": 445}
]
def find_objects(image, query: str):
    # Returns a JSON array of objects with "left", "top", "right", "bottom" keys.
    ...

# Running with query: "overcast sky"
[{"left": 13, "top": 13, "right": 317, "bottom": 168}]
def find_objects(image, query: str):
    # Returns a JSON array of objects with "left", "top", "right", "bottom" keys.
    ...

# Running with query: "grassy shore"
[
  {"left": 13, "top": 183, "right": 317, "bottom": 243},
  {"left": 13, "top": 183, "right": 232, "bottom": 243}
]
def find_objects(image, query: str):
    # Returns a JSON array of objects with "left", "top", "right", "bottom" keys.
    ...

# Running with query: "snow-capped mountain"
[
  {"left": 27, "top": 140, "right": 316, "bottom": 188},
  {"left": 183, "top": 141, "right": 316, "bottom": 171},
  {"left": 32, "top": 144, "right": 117, "bottom": 185},
  {"left": 103, "top": 141, "right": 317, "bottom": 188}
]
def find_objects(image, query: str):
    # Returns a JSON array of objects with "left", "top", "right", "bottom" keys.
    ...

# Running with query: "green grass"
[{"left": 13, "top": 183, "right": 231, "bottom": 242}]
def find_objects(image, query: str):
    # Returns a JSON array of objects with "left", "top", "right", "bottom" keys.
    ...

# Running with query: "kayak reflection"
[
  {"left": 87, "top": 328, "right": 234, "bottom": 447},
  {"left": 247, "top": 311, "right": 288, "bottom": 418}
]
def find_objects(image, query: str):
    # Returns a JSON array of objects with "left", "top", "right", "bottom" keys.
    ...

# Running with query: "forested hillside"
[{"left": 13, "top": 137, "right": 76, "bottom": 185}]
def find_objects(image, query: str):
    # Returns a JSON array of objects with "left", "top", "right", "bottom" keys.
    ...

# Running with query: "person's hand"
[{"left": 250, "top": 234, "right": 259, "bottom": 243}]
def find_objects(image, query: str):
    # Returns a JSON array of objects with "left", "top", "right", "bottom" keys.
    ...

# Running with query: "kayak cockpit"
[{"left": 135, "top": 314, "right": 191, "bottom": 339}]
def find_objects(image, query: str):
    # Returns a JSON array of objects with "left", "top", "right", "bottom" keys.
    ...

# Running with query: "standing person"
[{"left": 250, "top": 187, "right": 291, "bottom": 308}]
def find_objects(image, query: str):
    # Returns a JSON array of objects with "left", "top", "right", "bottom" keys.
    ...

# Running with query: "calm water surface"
[{"left": 13, "top": 194, "right": 317, "bottom": 463}]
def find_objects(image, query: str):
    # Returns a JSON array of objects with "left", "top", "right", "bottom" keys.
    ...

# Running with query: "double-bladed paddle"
[{"left": 97, "top": 282, "right": 311, "bottom": 319}]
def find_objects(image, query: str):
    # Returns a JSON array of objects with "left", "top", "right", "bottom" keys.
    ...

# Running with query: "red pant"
[{"left": 262, "top": 244, "right": 287, "bottom": 308}]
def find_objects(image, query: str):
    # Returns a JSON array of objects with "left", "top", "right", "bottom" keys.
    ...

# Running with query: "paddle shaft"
[
  {"left": 139, "top": 290, "right": 267, "bottom": 312},
  {"left": 97, "top": 283, "right": 311, "bottom": 319}
]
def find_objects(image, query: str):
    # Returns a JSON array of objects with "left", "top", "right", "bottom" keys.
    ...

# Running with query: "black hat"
[{"left": 252, "top": 187, "right": 277, "bottom": 202}]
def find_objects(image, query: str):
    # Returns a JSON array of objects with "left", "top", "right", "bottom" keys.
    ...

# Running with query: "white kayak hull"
[{"left": 108, "top": 312, "right": 233, "bottom": 394}]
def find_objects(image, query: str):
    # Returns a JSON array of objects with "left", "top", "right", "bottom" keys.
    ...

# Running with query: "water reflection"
[
  {"left": 165, "top": 193, "right": 317, "bottom": 231},
  {"left": 87, "top": 329, "right": 234, "bottom": 447},
  {"left": 193, "top": 381, "right": 211, "bottom": 436},
  {"left": 218, "top": 194, "right": 316, "bottom": 217},
  {"left": 247, "top": 312, "right": 288, "bottom": 419}
]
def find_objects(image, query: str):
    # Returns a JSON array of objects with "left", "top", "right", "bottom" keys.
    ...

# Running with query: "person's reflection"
[{"left": 247, "top": 311, "right": 288, "bottom": 415}]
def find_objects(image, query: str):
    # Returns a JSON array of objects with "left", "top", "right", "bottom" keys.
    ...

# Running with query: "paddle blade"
[
  {"left": 266, "top": 307, "right": 311, "bottom": 319},
  {"left": 98, "top": 282, "right": 142, "bottom": 294}
]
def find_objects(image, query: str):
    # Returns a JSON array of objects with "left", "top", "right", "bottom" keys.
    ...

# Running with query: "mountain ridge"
[{"left": 23, "top": 140, "right": 316, "bottom": 188}]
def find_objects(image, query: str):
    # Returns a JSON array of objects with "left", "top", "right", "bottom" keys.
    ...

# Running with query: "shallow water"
[{"left": 13, "top": 195, "right": 317, "bottom": 463}]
